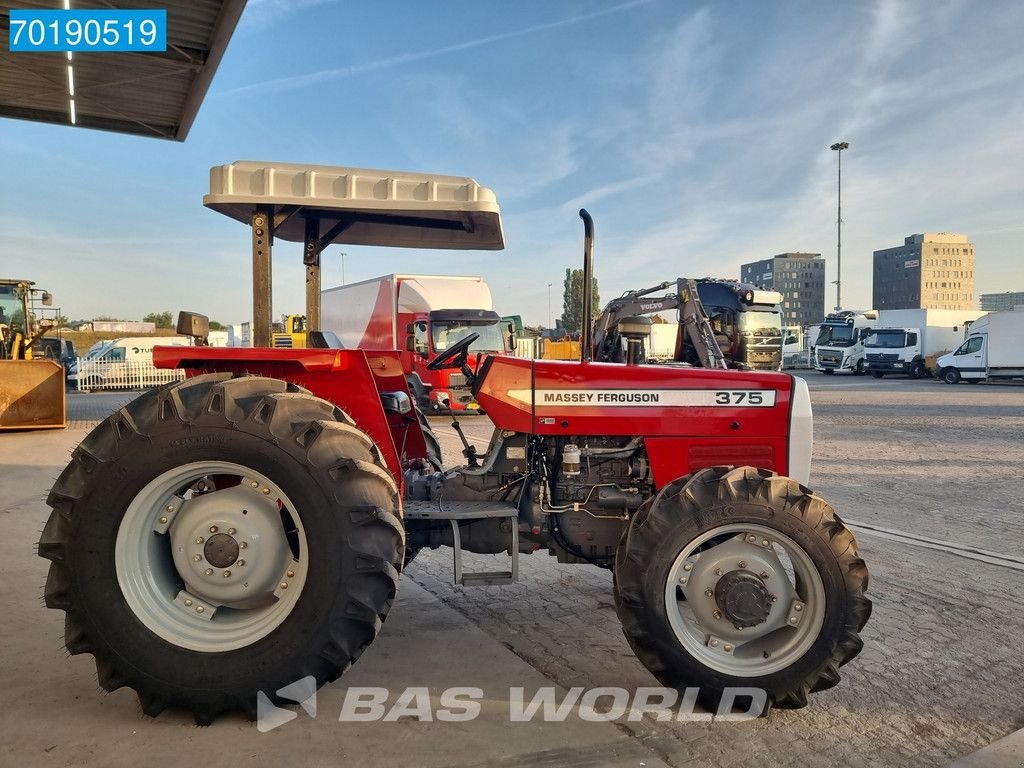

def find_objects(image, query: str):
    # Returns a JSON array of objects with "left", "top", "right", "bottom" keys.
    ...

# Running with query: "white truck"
[
  {"left": 322, "top": 274, "right": 509, "bottom": 411},
  {"left": 813, "top": 310, "right": 878, "bottom": 375},
  {"left": 70, "top": 336, "right": 192, "bottom": 390},
  {"left": 864, "top": 309, "right": 984, "bottom": 379},
  {"left": 935, "top": 311, "right": 1024, "bottom": 384}
]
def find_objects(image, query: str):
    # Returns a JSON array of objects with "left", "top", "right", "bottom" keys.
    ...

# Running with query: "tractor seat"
[{"left": 307, "top": 330, "right": 344, "bottom": 349}]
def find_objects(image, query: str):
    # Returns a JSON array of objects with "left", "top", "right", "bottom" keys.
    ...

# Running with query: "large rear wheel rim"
[
  {"left": 115, "top": 460, "right": 309, "bottom": 653},
  {"left": 664, "top": 522, "right": 826, "bottom": 677}
]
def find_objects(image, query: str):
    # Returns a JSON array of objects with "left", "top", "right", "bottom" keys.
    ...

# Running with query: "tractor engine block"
[{"left": 543, "top": 436, "right": 652, "bottom": 564}]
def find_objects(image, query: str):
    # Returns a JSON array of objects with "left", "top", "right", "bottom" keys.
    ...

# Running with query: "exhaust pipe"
[{"left": 579, "top": 208, "right": 594, "bottom": 362}]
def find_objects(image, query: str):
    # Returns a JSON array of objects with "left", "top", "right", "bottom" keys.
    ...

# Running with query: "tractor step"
[{"left": 404, "top": 500, "right": 519, "bottom": 586}]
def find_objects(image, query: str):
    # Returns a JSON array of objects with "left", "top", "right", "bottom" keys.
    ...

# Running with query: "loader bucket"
[{"left": 0, "top": 360, "right": 67, "bottom": 431}]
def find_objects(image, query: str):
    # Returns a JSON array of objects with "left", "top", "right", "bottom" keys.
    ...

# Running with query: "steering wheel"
[{"left": 426, "top": 332, "right": 480, "bottom": 371}]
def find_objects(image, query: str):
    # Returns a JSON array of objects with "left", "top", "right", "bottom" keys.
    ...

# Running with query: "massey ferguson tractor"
[{"left": 38, "top": 162, "right": 870, "bottom": 723}]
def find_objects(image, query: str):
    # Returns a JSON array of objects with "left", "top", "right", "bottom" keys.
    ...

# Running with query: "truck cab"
[
  {"left": 408, "top": 308, "right": 509, "bottom": 409},
  {"left": 814, "top": 310, "right": 877, "bottom": 375},
  {"left": 864, "top": 327, "right": 924, "bottom": 378}
]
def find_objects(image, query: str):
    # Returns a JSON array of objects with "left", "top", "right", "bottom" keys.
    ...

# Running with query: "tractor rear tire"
[
  {"left": 614, "top": 466, "right": 870, "bottom": 714},
  {"left": 38, "top": 373, "right": 404, "bottom": 723}
]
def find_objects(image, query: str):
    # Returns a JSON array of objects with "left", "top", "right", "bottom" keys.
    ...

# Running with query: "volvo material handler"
[
  {"left": 593, "top": 279, "right": 784, "bottom": 370},
  {"left": 39, "top": 161, "right": 870, "bottom": 723}
]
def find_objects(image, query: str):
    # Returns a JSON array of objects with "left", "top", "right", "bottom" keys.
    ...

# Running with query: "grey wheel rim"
[
  {"left": 664, "top": 523, "right": 826, "bottom": 677},
  {"left": 115, "top": 461, "right": 308, "bottom": 652}
]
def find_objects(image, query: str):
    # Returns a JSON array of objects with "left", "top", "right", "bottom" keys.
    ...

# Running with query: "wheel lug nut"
[
  {"left": 795, "top": 604, "right": 803, "bottom": 611},
  {"left": 710, "top": 639, "right": 719, "bottom": 647},
  {"left": 159, "top": 516, "right": 168, "bottom": 524},
  {"left": 193, "top": 555, "right": 202, "bottom": 562},
  {"left": 714, "top": 568, "right": 722, "bottom": 576},
  {"left": 228, "top": 528, "right": 236, "bottom": 535},
  {"left": 195, "top": 537, "right": 204, "bottom": 544},
  {"left": 723, "top": 644, "right": 733, "bottom": 652},
  {"left": 704, "top": 588, "right": 713, "bottom": 597},
  {"left": 250, "top": 481, "right": 259, "bottom": 488},
  {"left": 184, "top": 599, "right": 193, "bottom": 607},
  {"left": 760, "top": 571, "right": 769, "bottom": 579},
  {"left": 237, "top": 559, "right": 245, "bottom": 567},
  {"left": 789, "top": 617, "right": 798, "bottom": 624},
  {"left": 204, "top": 568, "right": 213, "bottom": 576},
  {"left": 196, "top": 606, "right": 204, "bottom": 614},
  {"left": 209, "top": 525, "right": 218, "bottom": 533},
  {"left": 713, "top": 610, "right": 722, "bottom": 620},
  {"left": 223, "top": 570, "right": 231, "bottom": 578},
  {"left": 280, "top": 582, "right": 288, "bottom": 590},
  {"left": 240, "top": 542, "right": 248, "bottom": 549},
  {"left": 683, "top": 563, "right": 692, "bottom": 571},
  {"left": 762, "top": 539, "right": 770, "bottom": 546},
  {"left": 262, "top": 487, "right": 271, "bottom": 495},
  {"left": 738, "top": 561, "right": 747, "bottom": 569},
  {"left": 287, "top": 570, "right": 295, "bottom": 578}
]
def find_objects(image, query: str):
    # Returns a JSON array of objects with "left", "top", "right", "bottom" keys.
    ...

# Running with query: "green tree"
[
  {"left": 208, "top": 320, "right": 226, "bottom": 331},
  {"left": 143, "top": 311, "right": 174, "bottom": 328},
  {"left": 560, "top": 268, "right": 600, "bottom": 334}
]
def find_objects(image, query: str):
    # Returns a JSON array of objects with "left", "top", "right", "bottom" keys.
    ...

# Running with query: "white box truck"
[
  {"left": 70, "top": 336, "right": 192, "bottom": 390},
  {"left": 322, "top": 274, "right": 509, "bottom": 411},
  {"left": 864, "top": 309, "right": 983, "bottom": 379},
  {"left": 935, "top": 311, "right": 1024, "bottom": 384}
]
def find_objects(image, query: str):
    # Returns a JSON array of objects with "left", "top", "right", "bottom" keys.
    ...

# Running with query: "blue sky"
[{"left": 3, "top": 0, "right": 1022, "bottom": 326}]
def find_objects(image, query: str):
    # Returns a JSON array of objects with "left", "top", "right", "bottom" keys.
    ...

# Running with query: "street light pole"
[
  {"left": 830, "top": 141, "right": 848, "bottom": 311},
  {"left": 547, "top": 283, "right": 552, "bottom": 327},
  {"left": 340, "top": 251, "right": 347, "bottom": 285}
]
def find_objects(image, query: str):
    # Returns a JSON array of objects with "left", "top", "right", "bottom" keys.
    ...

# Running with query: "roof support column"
[
  {"left": 304, "top": 216, "right": 321, "bottom": 332},
  {"left": 251, "top": 206, "right": 273, "bottom": 347}
]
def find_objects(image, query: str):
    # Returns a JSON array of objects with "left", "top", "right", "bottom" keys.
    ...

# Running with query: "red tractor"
[{"left": 38, "top": 162, "right": 870, "bottom": 723}]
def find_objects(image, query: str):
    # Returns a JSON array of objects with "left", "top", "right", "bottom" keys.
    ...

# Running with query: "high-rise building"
[
  {"left": 872, "top": 233, "right": 975, "bottom": 310},
  {"left": 980, "top": 291, "right": 1024, "bottom": 312},
  {"left": 740, "top": 253, "right": 825, "bottom": 327}
]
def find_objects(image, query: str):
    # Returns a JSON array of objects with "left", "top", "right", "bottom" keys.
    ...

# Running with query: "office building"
[
  {"left": 740, "top": 253, "right": 825, "bottom": 327},
  {"left": 873, "top": 233, "right": 975, "bottom": 310},
  {"left": 979, "top": 291, "right": 1024, "bottom": 312}
]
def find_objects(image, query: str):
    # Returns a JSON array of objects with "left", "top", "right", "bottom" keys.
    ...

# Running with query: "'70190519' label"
[{"left": 8, "top": 9, "right": 167, "bottom": 53}]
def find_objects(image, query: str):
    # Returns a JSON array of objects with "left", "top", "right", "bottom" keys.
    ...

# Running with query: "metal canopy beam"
[{"left": 251, "top": 207, "right": 273, "bottom": 348}]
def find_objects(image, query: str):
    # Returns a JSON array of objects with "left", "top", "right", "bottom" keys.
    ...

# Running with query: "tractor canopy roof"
[{"left": 204, "top": 161, "right": 504, "bottom": 250}]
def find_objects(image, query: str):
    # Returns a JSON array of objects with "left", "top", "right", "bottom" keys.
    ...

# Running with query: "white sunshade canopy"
[{"left": 204, "top": 161, "right": 505, "bottom": 250}]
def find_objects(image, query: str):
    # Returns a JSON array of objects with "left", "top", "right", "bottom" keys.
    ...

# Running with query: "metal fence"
[{"left": 74, "top": 359, "right": 185, "bottom": 392}]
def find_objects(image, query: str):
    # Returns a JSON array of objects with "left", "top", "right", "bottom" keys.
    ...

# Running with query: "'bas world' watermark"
[{"left": 258, "top": 682, "right": 766, "bottom": 732}]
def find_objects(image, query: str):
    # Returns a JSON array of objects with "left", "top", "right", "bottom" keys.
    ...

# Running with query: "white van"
[{"left": 71, "top": 336, "right": 191, "bottom": 390}]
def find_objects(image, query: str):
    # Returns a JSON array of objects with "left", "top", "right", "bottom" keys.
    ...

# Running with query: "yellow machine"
[
  {"left": 540, "top": 338, "right": 581, "bottom": 360},
  {"left": 0, "top": 279, "right": 66, "bottom": 431},
  {"left": 271, "top": 313, "right": 307, "bottom": 348}
]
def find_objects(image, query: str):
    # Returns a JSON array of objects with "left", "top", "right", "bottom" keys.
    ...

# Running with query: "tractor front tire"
[
  {"left": 614, "top": 466, "right": 870, "bottom": 714},
  {"left": 38, "top": 373, "right": 404, "bottom": 723}
]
